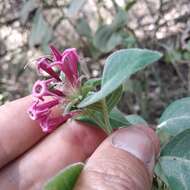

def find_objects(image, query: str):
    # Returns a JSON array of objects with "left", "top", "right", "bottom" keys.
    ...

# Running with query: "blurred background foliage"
[{"left": 0, "top": 0, "right": 190, "bottom": 124}]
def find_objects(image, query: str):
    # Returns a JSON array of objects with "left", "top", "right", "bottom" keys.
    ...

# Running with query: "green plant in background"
[
  {"left": 76, "top": 7, "right": 136, "bottom": 57},
  {"left": 155, "top": 97, "right": 190, "bottom": 190},
  {"left": 18, "top": 0, "right": 158, "bottom": 121},
  {"left": 20, "top": 0, "right": 137, "bottom": 57},
  {"left": 28, "top": 46, "right": 161, "bottom": 133},
  {"left": 71, "top": 0, "right": 137, "bottom": 58}
]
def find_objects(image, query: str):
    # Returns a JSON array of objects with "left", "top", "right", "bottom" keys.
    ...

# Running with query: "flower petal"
[
  {"left": 36, "top": 58, "right": 60, "bottom": 81},
  {"left": 39, "top": 114, "right": 72, "bottom": 133},
  {"left": 50, "top": 45, "right": 62, "bottom": 61}
]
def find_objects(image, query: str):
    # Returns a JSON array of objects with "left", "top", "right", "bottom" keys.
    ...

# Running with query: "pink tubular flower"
[
  {"left": 50, "top": 45, "right": 62, "bottom": 61},
  {"left": 36, "top": 58, "right": 61, "bottom": 81},
  {"left": 27, "top": 99, "right": 59, "bottom": 120},
  {"left": 61, "top": 48, "right": 79, "bottom": 86},
  {"left": 39, "top": 113, "right": 73, "bottom": 133},
  {"left": 50, "top": 46, "right": 79, "bottom": 86},
  {"left": 32, "top": 78, "right": 64, "bottom": 100},
  {"left": 28, "top": 45, "right": 81, "bottom": 133}
]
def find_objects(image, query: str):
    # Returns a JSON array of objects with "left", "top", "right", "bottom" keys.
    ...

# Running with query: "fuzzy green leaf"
[
  {"left": 81, "top": 78, "right": 101, "bottom": 97},
  {"left": 157, "top": 97, "right": 190, "bottom": 145},
  {"left": 156, "top": 157, "right": 190, "bottom": 190},
  {"left": 78, "top": 49, "right": 162, "bottom": 108},
  {"left": 109, "top": 108, "right": 130, "bottom": 128},
  {"left": 83, "top": 78, "right": 101, "bottom": 87},
  {"left": 107, "top": 85, "right": 123, "bottom": 111},
  {"left": 76, "top": 18, "right": 92, "bottom": 39},
  {"left": 111, "top": 9, "right": 127, "bottom": 31},
  {"left": 29, "top": 10, "right": 52, "bottom": 48},
  {"left": 68, "top": 0, "right": 86, "bottom": 16},
  {"left": 83, "top": 86, "right": 122, "bottom": 112},
  {"left": 77, "top": 107, "right": 129, "bottom": 130},
  {"left": 126, "top": 114, "right": 147, "bottom": 126},
  {"left": 93, "top": 25, "right": 117, "bottom": 52},
  {"left": 20, "top": 0, "right": 37, "bottom": 24},
  {"left": 93, "top": 8, "right": 127, "bottom": 52},
  {"left": 155, "top": 129, "right": 190, "bottom": 190},
  {"left": 44, "top": 162, "right": 84, "bottom": 190},
  {"left": 159, "top": 97, "right": 190, "bottom": 123}
]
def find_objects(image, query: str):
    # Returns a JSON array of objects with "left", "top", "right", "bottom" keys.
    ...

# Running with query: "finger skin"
[
  {"left": 0, "top": 121, "right": 107, "bottom": 190},
  {"left": 74, "top": 126, "right": 160, "bottom": 190},
  {"left": 0, "top": 96, "right": 45, "bottom": 169}
]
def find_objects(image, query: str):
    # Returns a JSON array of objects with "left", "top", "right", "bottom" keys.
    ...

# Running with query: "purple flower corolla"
[
  {"left": 37, "top": 46, "right": 79, "bottom": 86},
  {"left": 28, "top": 45, "right": 81, "bottom": 133},
  {"left": 50, "top": 46, "right": 79, "bottom": 86},
  {"left": 32, "top": 79, "right": 64, "bottom": 100},
  {"left": 27, "top": 99, "right": 59, "bottom": 120},
  {"left": 36, "top": 58, "right": 60, "bottom": 81},
  {"left": 40, "top": 113, "right": 73, "bottom": 133},
  {"left": 50, "top": 45, "right": 62, "bottom": 61},
  {"left": 62, "top": 49, "right": 79, "bottom": 86}
]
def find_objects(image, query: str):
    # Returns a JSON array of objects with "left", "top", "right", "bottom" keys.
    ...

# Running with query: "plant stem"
[
  {"left": 64, "top": 98, "right": 80, "bottom": 114},
  {"left": 102, "top": 98, "right": 112, "bottom": 134}
]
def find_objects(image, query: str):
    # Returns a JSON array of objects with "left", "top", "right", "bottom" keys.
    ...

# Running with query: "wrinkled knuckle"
[{"left": 86, "top": 167, "right": 137, "bottom": 190}]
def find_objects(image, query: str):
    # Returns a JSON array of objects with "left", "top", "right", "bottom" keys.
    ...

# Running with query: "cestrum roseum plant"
[
  {"left": 28, "top": 46, "right": 162, "bottom": 134},
  {"left": 29, "top": 46, "right": 180, "bottom": 190},
  {"left": 27, "top": 46, "right": 82, "bottom": 132}
]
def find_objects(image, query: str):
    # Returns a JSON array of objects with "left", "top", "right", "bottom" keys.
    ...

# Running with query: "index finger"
[{"left": 0, "top": 96, "right": 45, "bottom": 168}]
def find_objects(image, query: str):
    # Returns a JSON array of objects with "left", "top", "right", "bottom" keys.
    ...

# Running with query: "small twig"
[
  {"left": 111, "top": 0, "right": 119, "bottom": 12},
  {"left": 125, "top": 25, "right": 141, "bottom": 47},
  {"left": 52, "top": 15, "right": 65, "bottom": 30},
  {"left": 171, "top": 60, "right": 187, "bottom": 88},
  {"left": 0, "top": 17, "right": 18, "bottom": 25}
]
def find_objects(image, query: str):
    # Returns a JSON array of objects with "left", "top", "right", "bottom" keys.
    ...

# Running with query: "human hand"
[{"left": 0, "top": 96, "right": 159, "bottom": 190}]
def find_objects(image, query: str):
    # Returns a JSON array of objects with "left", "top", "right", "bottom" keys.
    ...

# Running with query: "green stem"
[
  {"left": 64, "top": 98, "right": 80, "bottom": 114},
  {"left": 102, "top": 98, "right": 112, "bottom": 134}
]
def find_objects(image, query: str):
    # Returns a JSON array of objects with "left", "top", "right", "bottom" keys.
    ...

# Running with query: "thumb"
[{"left": 74, "top": 125, "right": 160, "bottom": 190}]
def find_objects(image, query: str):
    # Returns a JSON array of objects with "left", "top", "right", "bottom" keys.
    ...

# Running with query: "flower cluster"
[{"left": 27, "top": 46, "right": 80, "bottom": 133}]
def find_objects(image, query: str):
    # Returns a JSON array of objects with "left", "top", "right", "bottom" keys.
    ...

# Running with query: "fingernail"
[
  {"left": 112, "top": 127, "right": 155, "bottom": 168},
  {"left": 136, "top": 125, "right": 160, "bottom": 158}
]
